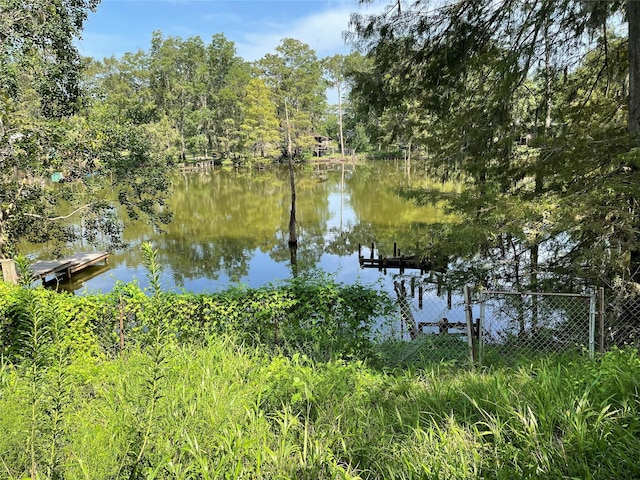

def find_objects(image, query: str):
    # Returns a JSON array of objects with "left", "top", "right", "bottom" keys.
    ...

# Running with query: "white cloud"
[
  {"left": 235, "top": 9, "right": 348, "bottom": 61},
  {"left": 235, "top": 1, "right": 384, "bottom": 61},
  {"left": 76, "top": 0, "right": 388, "bottom": 62}
]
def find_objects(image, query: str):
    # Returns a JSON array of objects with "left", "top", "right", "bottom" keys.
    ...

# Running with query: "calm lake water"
[{"left": 27, "top": 160, "right": 454, "bottom": 294}]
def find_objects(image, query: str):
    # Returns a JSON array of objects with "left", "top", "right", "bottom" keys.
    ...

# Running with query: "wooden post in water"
[
  {"left": 1, "top": 259, "right": 18, "bottom": 284},
  {"left": 464, "top": 286, "right": 476, "bottom": 364},
  {"left": 394, "top": 280, "right": 418, "bottom": 340}
]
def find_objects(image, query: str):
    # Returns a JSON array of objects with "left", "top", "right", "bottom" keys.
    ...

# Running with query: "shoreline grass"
[
  {"left": 1, "top": 260, "right": 639, "bottom": 479},
  {"left": 1, "top": 333, "right": 639, "bottom": 479}
]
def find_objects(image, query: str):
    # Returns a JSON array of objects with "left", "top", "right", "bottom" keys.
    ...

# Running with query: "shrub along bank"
[
  {"left": 1, "top": 278, "right": 640, "bottom": 479},
  {"left": 0, "top": 273, "right": 393, "bottom": 364}
]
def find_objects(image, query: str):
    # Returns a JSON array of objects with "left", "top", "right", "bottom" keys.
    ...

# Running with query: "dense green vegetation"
[
  {"left": 4, "top": 3, "right": 640, "bottom": 477},
  {"left": 1, "top": 0, "right": 176, "bottom": 258},
  {"left": 4, "top": 0, "right": 640, "bottom": 302},
  {"left": 0, "top": 0, "right": 366, "bottom": 257},
  {"left": 7, "top": 0, "right": 640, "bottom": 298},
  {"left": 349, "top": 1, "right": 640, "bottom": 294},
  {"left": 2, "top": 271, "right": 640, "bottom": 478}
]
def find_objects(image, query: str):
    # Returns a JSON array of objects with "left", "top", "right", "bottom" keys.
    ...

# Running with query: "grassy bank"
[
  {"left": 1, "top": 257, "right": 639, "bottom": 478},
  {"left": 1, "top": 334, "right": 639, "bottom": 479}
]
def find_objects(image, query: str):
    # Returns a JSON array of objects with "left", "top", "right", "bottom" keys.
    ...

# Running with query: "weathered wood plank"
[
  {"left": 31, "top": 260, "right": 74, "bottom": 278},
  {"left": 1, "top": 259, "right": 19, "bottom": 284},
  {"left": 30, "top": 252, "right": 109, "bottom": 282},
  {"left": 61, "top": 252, "right": 110, "bottom": 274}
]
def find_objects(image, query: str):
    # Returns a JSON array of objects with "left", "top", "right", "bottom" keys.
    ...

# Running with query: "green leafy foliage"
[
  {"left": 0, "top": 0, "right": 175, "bottom": 257},
  {"left": 258, "top": 38, "right": 327, "bottom": 160},
  {"left": 0, "top": 273, "right": 392, "bottom": 363},
  {"left": 349, "top": 1, "right": 640, "bottom": 291},
  {"left": 1, "top": 303, "right": 639, "bottom": 479},
  {"left": 240, "top": 78, "right": 281, "bottom": 158}
]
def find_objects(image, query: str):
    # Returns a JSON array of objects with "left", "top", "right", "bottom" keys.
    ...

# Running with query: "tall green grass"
[
  {"left": 1, "top": 333, "right": 639, "bottom": 478},
  {"left": 1, "top": 245, "right": 639, "bottom": 478}
]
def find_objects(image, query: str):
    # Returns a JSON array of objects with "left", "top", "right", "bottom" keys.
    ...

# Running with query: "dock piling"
[{"left": 1, "top": 259, "right": 18, "bottom": 284}]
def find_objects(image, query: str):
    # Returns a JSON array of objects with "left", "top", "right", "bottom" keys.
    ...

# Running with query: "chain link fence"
[
  {"left": 477, "top": 290, "right": 596, "bottom": 363},
  {"left": 389, "top": 274, "right": 605, "bottom": 365},
  {"left": 390, "top": 275, "right": 475, "bottom": 364},
  {"left": 603, "top": 289, "right": 640, "bottom": 350}
]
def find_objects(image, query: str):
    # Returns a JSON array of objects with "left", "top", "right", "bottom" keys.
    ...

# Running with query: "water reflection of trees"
[
  {"left": 25, "top": 162, "right": 459, "bottom": 291},
  {"left": 157, "top": 163, "right": 453, "bottom": 286},
  {"left": 160, "top": 237, "right": 251, "bottom": 285},
  {"left": 161, "top": 166, "right": 334, "bottom": 286},
  {"left": 327, "top": 162, "right": 455, "bottom": 258}
]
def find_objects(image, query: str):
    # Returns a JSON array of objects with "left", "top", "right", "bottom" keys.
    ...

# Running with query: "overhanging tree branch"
[{"left": 23, "top": 203, "right": 97, "bottom": 222}]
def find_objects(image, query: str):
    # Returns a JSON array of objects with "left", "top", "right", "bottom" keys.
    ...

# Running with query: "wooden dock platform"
[
  {"left": 358, "top": 242, "right": 447, "bottom": 274},
  {"left": 31, "top": 252, "right": 110, "bottom": 283},
  {"left": 359, "top": 255, "right": 430, "bottom": 271}
]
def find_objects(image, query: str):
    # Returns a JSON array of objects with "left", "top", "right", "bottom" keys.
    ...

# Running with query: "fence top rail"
[{"left": 480, "top": 290, "right": 592, "bottom": 298}]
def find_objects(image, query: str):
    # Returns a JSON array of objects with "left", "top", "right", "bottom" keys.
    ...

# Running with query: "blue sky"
[{"left": 76, "top": 0, "right": 383, "bottom": 62}]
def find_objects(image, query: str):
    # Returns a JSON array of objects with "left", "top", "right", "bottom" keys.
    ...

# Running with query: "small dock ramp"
[{"left": 31, "top": 252, "right": 110, "bottom": 284}]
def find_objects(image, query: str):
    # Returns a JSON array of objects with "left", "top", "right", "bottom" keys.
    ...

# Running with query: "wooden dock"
[
  {"left": 358, "top": 242, "right": 447, "bottom": 274},
  {"left": 359, "top": 254, "right": 431, "bottom": 271},
  {"left": 31, "top": 252, "right": 110, "bottom": 284}
]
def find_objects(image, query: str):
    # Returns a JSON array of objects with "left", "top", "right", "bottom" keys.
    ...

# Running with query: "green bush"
[
  {"left": 0, "top": 273, "right": 392, "bottom": 363},
  {"left": 2, "top": 272, "right": 640, "bottom": 478}
]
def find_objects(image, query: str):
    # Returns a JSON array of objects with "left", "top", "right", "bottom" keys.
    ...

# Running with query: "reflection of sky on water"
[
  {"left": 42, "top": 163, "right": 451, "bottom": 296},
  {"left": 72, "top": 248, "right": 386, "bottom": 295},
  {"left": 325, "top": 189, "right": 356, "bottom": 231}
]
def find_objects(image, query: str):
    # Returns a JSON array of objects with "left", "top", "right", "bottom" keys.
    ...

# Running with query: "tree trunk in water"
[
  {"left": 282, "top": 96, "right": 297, "bottom": 246},
  {"left": 288, "top": 156, "right": 297, "bottom": 247},
  {"left": 289, "top": 243, "right": 298, "bottom": 278}
]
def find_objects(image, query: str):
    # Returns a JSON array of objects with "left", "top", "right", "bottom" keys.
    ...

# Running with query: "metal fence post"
[
  {"left": 598, "top": 287, "right": 605, "bottom": 353},
  {"left": 479, "top": 290, "right": 485, "bottom": 366},
  {"left": 589, "top": 289, "right": 596, "bottom": 359},
  {"left": 464, "top": 285, "right": 475, "bottom": 364}
]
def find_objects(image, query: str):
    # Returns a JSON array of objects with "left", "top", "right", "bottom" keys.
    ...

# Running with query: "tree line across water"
[
  {"left": 84, "top": 33, "right": 368, "bottom": 165},
  {"left": 4, "top": 0, "right": 640, "bottom": 298}
]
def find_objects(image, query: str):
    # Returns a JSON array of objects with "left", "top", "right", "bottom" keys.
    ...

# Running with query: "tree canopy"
[
  {"left": 257, "top": 38, "right": 327, "bottom": 160},
  {"left": 349, "top": 0, "right": 640, "bottom": 290},
  {"left": 0, "top": 0, "right": 178, "bottom": 258}
]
